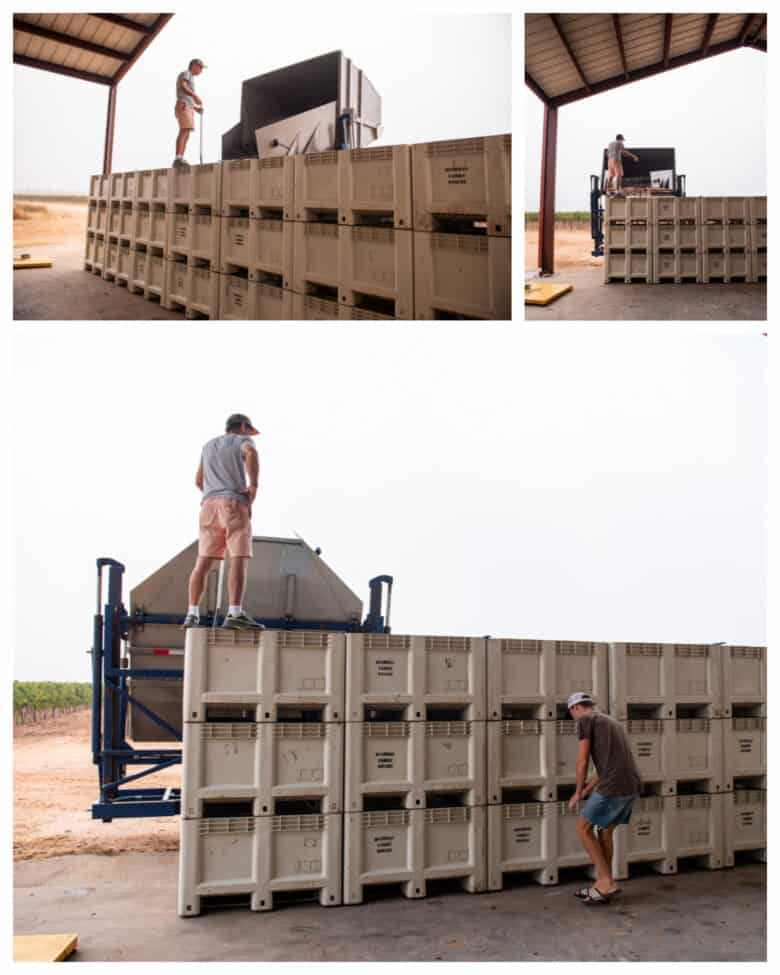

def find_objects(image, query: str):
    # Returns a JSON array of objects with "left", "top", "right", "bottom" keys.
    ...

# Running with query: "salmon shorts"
[
  {"left": 175, "top": 99, "right": 195, "bottom": 131},
  {"left": 608, "top": 158, "right": 624, "bottom": 177},
  {"left": 199, "top": 497, "right": 253, "bottom": 559}
]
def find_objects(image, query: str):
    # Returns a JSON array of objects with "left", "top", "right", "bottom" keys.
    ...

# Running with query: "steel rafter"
[
  {"left": 525, "top": 70, "right": 550, "bottom": 104},
  {"left": 90, "top": 13, "right": 155, "bottom": 33},
  {"left": 612, "top": 15, "right": 629, "bottom": 79},
  {"left": 13, "top": 53, "right": 111, "bottom": 85},
  {"left": 663, "top": 14, "right": 674, "bottom": 68},
  {"left": 701, "top": 13, "right": 719, "bottom": 54},
  {"left": 13, "top": 17, "right": 130, "bottom": 61},
  {"left": 549, "top": 14, "right": 591, "bottom": 93},
  {"left": 737, "top": 14, "right": 757, "bottom": 45}
]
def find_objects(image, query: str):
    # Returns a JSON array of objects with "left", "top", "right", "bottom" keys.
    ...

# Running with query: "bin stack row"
[
  {"left": 603, "top": 196, "right": 767, "bottom": 284},
  {"left": 83, "top": 135, "right": 512, "bottom": 320},
  {"left": 178, "top": 634, "right": 766, "bottom": 915}
]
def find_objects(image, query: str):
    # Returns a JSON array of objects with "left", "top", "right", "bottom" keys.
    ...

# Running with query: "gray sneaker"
[
  {"left": 181, "top": 613, "right": 200, "bottom": 629},
  {"left": 221, "top": 612, "right": 265, "bottom": 630}
]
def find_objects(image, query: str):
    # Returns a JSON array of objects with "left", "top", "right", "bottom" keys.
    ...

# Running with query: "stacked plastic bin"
[
  {"left": 603, "top": 196, "right": 653, "bottom": 283},
  {"left": 651, "top": 196, "right": 701, "bottom": 284},
  {"left": 699, "top": 197, "right": 754, "bottom": 284},
  {"left": 412, "top": 135, "right": 512, "bottom": 319},
  {"left": 342, "top": 633, "right": 487, "bottom": 902},
  {"left": 748, "top": 197, "right": 767, "bottom": 283},
  {"left": 84, "top": 172, "right": 110, "bottom": 277},
  {"left": 484, "top": 639, "right": 609, "bottom": 890},
  {"left": 178, "top": 628, "right": 345, "bottom": 915},
  {"left": 721, "top": 645, "right": 766, "bottom": 867}
]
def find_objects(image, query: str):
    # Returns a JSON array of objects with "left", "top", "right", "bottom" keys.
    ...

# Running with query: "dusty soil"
[
  {"left": 14, "top": 710, "right": 180, "bottom": 861},
  {"left": 525, "top": 224, "right": 601, "bottom": 271},
  {"left": 13, "top": 198, "right": 88, "bottom": 251}
]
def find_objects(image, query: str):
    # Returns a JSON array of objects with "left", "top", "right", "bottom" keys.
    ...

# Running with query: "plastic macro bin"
[
  {"left": 149, "top": 206, "right": 168, "bottom": 250},
  {"left": 108, "top": 171, "right": 124, "bottom": 201},
  {"left": 749, "top": 196, "right": 767, "bottom": 222},
  {"left": 650, "top": 196, "right": 699, "bottom": 223},
  {"left": 672, "top": 718, "right": 724, "bottom": 789},
  {"left": 220, "top": 217, "right": 252, "bottom": 272},
  {"left": 421, "top": 805, "right": 486, "bottom": 893},
  {"left": 652, "top": 251, "right": 701, "bottom": 284},
  {"left": 346, "top": 633, "right": 486, "bottom": 721},
  {"left": 654, "top": 223, "right": 700, "bottom": 251},
  {"left": 752, "top": 251, "right": 767, "bottom": 281},
  {"left": 339, "top": 305, "right": 395, "bottom": 321},
  {"left": 608, "top": 643, "right": 724, "bottom": 719},
  {"left": 723, "top": 717, "right": 765, "bottom": 784},
  {"left": 555, "top": 800, "right": 598, "bottom": 870},
  {"left": 414, "top": 232, "right": 511, "bottom": 319},
  {"left": 181, "top": 720, "right": 344, "bottom": 818},
  {"left": 623, "top": 719, "right": 674, "bottom": 793},
  {"left": 339, "top": 145, "right": 413, "bottom": 228},
  {"left": 89, "top": 172, "right": 110, "bottom": 200},
  {"left": 218, "top": 273, "right": 255, "bottom": 320},
  {"left": 248, "top": 218, "right": 293, "bottom": 286},
  {"left": 89, "top": 234, "right": 106, "bottom": 274},
  {"left": 292, "top": 222, "right": 340, "bottom": 292},
  {"left": 127, "top": 245, "right": 147, "bottom": 294},
  {"left": 604, "top": 250, "right": 652, "bottom": 283},
  {"left": 178, "top": 811, "right": 342, "bottom": 915},
  {"left": 486, "top": 720, "right": 554, "bottom": 802},
  {"left": 132, "top": 206, "right": 151, "bottom": 247},
  {"left": 190, "top": 211, "right": 221, "bottom": 269},
  {"left": 605, "top": 196, "right": 651, "bottom": 222},
  {"left": 118, "top": 204, "right": 134, "bottom": 243},
  {"left": 700, "top": 197, "right": 750, "bottom": 223},
  {"left": 255, "top": 281, "right": 294, "bottom": 319},
  {"left": 188, "top": 265, "right": 220, "bottom": 318},
  {"left": 221, "top": 158, "right": 256, "bottom": 211},
  {"left": 135, "top": 168, "right": 169, "bottom": 207},
  {"left": 612, "top": 795, "right": 676, "bottom": 880},
  {"left": 167, "top": 209, "right": 192, "bottom": 257},
  {"left": 751, "top": 223, "right": 767, "bottom": 248},
  {"left": 294, "top": 152, "right": 340, "bottom": 217},
  {"left": 487, "top": 802, "right": 557, "bottom": 889},
  {"left": 723, "top": 789, "right": 766, "bottom": 864},
  {"left": 103, "top": 238, "right": 119, "bottom": 280},
  {"left": 115, "top": 241, "right": 132, "bottom": 284},
  {"left": 167, "top": 161, "right": 221, "bottom": 210},
  {"left": 144, "top": 250, "right": 166, "bottom": 300},
  {"left": 487, "top": 639, "right": 609, "bottom": 719},
  {"left": 291, "top": 293, "right": 340, "bottom": 320},
  {"left": 107, "top": 201, "right": 122, "bottom": 236},
  {"left": 252, "top": 156, "right": 295, "bottom": 217},
  {"left": 184, "top": 628, "right": 345, "bottom": 722},
  {"left": 343, "top": 808, "right": 422, "bottom": 903},
  {"left": 340, "top": 226, "right": 414, "bottom": 318},
  {"left": 673, "top": 793, "right": 725, "bottom": 868},
  {"left": 412, "top": 134, "right": 511, "bottom": 237},
  {"left": 163, "top": 257, "right": 190, "bottom": 311}
]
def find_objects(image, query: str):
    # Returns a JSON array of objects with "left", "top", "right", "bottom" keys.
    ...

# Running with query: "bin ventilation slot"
[
  {"left": 674, "top": 646, "right": 709, "bottom": 658},
  {"left": 676, "top": 718, "right": 710, "bottom": 733},
  {"left": 500, "top": 639, "right": 542, "bottom": 654},
  {"left": 504, "top": 802, "right": 544, "bottom": 819},
  {"left": 505, "top": 720, "right": 542, "bottom": 735},
  {"left": 276, "top": 707, "right": 326, "bottom": 723},
  {"left": 626, "top": 719, "right": 663, "bottom": 733},
  {"left": 676, "top": 795, "right": 711, "bottom": 810},
  {"left": 274, "top": 799, "right": 324, "bottom": 816},
  {"left": 365, "top": 706, "right": 408, "bottom": 722},
  {"left": 424, "top": 636, "right": 471, "bottom": 653},
  {"left": 361, "top": 809, "right": 410, "bottom": 827},
  {"left": 426, "top": 721, "right": 470, "bottom": 736},
  {"left": 426, "top": 706, "right": 468, "bottom": 722},
  {"left": 204, "top": 705, "right": 256, "bottom": 722},
  {"left": 423, "top": 806, "right": 470, "bottom": 824},
  {"left": 273, "top": 722, "right": 327, "bottom": 738},
  {"left": 555, "top": 642, "right": 596, "bottom": 656},
  {"left": 272, "top": 814, "right": 325, "bottom": 832},
  {"left": 426, "top": 792, "right": 466, "bottom": 808},
  {"left": 502, "top": 706, "right": 541, "bottom": 720},
  {"left": 553, "top": 720, "right": 576, "bottom": 735},
  {"left": 502, "top": 788, "right": 542, "bottom": 804},
  {"left": 731, "top": 646, "right": 763, "bottom": 659},
  {"left": 202, "top": 800, "right": 255, "bottom": 818},
  {"left": 203, "top": 722, "right": 259, "bottom": 739},
  {"left": 364, "top": 722, "right": 409, "bottom": 737},
  {"left": 363, "top": 795, "right": 407, "bottom": 812},
  {"left": 626, "top": 644, "right": 663, "bottom": 656},
  {"left": 364, "top": 634, "right": 411, "bottom": 651},
  {"left": 200, "top": 815, "right": 255, "bottom": 834}
]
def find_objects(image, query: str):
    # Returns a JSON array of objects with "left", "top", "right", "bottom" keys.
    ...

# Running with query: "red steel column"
[
  {"left": 102, "top": 83, "right": 118, "bottom": 175},
  {"left": 538, "top": 103, "right": 558, "bottom": 275}
]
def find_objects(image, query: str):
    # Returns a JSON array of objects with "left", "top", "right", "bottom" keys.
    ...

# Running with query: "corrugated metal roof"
[
  {"left": 526, "top": 13, "right": 766, "bottom": 106},
  {"left": 13, "top": 13, "right": 172, "bottom": 86}
]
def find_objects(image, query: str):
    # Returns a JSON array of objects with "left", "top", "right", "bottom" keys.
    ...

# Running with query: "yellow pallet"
[
  {"left": 524, "top": 282, "right": 573, "bottom": 305},
  {"left": 13, "top": 255, "right": 53, "bottom": 270},
  {"left": 13, "top": 933, "right": 78, "bottom": 962}
]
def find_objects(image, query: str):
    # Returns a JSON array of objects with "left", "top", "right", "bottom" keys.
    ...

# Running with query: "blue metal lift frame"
[{"left": 91, "top": 557, "right": 392, "bottom": 821}]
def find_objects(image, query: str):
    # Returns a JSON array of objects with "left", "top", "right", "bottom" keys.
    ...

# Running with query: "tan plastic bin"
[
  {"left": 609, "top": 643, "right": 724, "bottom": 719},
  {"left": 339, "top": 226, "right": 414, "bottom": 318},
  {"left": 487, "top": 802, "right": 557, "bottom": 889},
  {"left": 723, "top": 789, "right": 766, "bottom": 864},
  {"left": 293, "top": 222, "right": 340, "bottom": 291},
  {"left": 339, "top": 145, "right": 412, "bottom": 228},
  {"left": 414, "top": 232, "right": 511, "bottom": 319},
  {"left": 612, "top": 795, "right": 676, "bottom": 880}
]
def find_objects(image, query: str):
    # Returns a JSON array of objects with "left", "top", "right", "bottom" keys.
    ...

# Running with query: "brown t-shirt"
[{"left": 577, "top": 710, "right": 641, "bottom": 797}]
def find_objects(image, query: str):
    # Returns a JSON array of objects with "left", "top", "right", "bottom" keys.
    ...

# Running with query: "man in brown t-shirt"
[{"left": 567, "top": 691, "right": 641, "bottom": 905}]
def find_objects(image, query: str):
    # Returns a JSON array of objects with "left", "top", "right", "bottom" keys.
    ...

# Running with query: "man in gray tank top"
[
  {"left": 567, "top": 691, "right": 641, "bottom": 905},
  {"left": 606, "top": 134, "right": 639, "bottom": 195},
  {"left": 182, "top": 413, "right": 264, "bottom": 630}
]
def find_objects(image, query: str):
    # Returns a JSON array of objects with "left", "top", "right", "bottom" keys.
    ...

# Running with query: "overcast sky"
[
  {"left": 14, "top": 11, "right": 511, "bottom": 193},
  {"left": 13, "top": 324, "right": 766, "bottom": 682},
  {"left": 526, "top": 46, "right": 767, "bottom": 212}
]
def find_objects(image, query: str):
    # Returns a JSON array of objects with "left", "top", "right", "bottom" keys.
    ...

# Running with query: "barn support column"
[{"left": 538, "top": 102, "right": 558, "bottom": 275}]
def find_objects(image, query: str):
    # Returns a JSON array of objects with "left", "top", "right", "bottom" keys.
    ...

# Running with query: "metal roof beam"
[
  {"left": 112, "top": 13, "right": 174, "bottom": 85},
  {"left": 549, "top": 14, "right": 592, "bottom": 93},
  {"left": 525, "top": 70, "right": 550, "bottom": 104},
  {"left": 737, "top": 14, "right": 756, "bottom": 45},
  {"left": 749, "top": 14, "right": 766, "bottom": 43},
  {"left": 663, "top": 14, "right": 673, "bottom": 68},
  {"left": 747, "top": 39, "right": 767, "bottom": 52},
  {"left": 612, "top": 14, "right": 629, "bottom": 80},
  {"left": 13, "top": 16, "right": 130, "bottom": 61},
  {"left": 13, "top": 53, "right": 112, "bottom": 85},
  {"left": 701, "top": 14, "right": 718, "bottom": 55},
  {"left": 90, "top": 13, "right": 155, "bottom": 34},
  {"left": 550, "top": 37, "right": 757, "bottom": 108}
]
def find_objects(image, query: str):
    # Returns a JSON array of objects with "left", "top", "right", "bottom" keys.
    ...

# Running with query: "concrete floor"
[
  {"left": 14, "top": 853, "right": 765, "bottom": 962},
  {"left": 524, "top": 266, "right": 767, "bottom": 322},
  {"left": 13, "top": 241, "right": 183, "bottom": 321}
]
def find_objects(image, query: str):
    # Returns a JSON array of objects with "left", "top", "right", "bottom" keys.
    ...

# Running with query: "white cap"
[{"left": 567, "top": 691, "right": 593, "bottom": 710}]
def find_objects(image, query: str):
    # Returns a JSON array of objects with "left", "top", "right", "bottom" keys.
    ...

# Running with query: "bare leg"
[
  {"left": 228, "top": 556, "right": 249, "bottom": 607},
  {"left": 575, "top": 818, "right": 617, "bottom": 893},
  {"left": 597, "top": 825, "right": 616, "bottom": 877},
  {"left": 188, "top": 556, "right": 216, "bottom": 606}
]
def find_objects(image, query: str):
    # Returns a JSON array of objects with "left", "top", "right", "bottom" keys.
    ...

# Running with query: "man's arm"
[
  {"left": 179, "top": 78, "right": 203, "bottom": 109},
  {"left": 568, "top": 737, "right": 591, "bottom": 811},
  {"left": 195, "top": 461, "right": 203, "bottom": 491},
  {"left": 622, "top": 148, "right": 639, "bottom": 162},
  {"left": 242, "top": 443, "right": 259, "bottom": 508}
]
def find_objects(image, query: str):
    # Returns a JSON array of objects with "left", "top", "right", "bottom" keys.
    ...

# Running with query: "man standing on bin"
[
  {"left": 173, "top": 58, "right": 206, "bottom": 168},
  {"left": 606, "top": 134, "right": 639, "bottom": 195},
  {"left": 567, "top": 691, "right": 641, "bottom": 905},
  {"left": 182, "top": 413, "right": 264, "bottom": 630}
]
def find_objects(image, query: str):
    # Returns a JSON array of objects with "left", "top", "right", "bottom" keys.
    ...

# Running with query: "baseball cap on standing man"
[
  {"left": 567, "top": 691, "right": 593, "bottom": 710},
  {"left": 226, "top": 413, "right": 259, "bottom": 435}
]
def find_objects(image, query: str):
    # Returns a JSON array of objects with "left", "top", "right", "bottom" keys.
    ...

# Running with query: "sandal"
[
  {"left": 581, "top": 886, "right": 614, "bottom": 905},
  {"left": 574, "top": 885, "right": 621, "bottom": 899}
]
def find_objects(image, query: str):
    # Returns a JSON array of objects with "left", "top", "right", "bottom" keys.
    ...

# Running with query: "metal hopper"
[{"left": 222, "top": 50, "right": 382, "bottom": 159}]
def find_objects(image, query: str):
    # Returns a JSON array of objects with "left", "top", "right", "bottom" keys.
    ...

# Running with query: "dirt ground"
[
  {"left": 13, "top": 197, "right": 88, "bottom": 252},
  {"left": 14, "top": 710, "right": 180, "bottom": 861},
  {"left": 525, "top": 224, "right": 600, "bottom": 271}
]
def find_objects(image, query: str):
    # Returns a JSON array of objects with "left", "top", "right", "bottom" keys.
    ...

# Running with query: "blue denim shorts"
[{"left": 580, "top": 791, "right": 637, "bottom": 828}]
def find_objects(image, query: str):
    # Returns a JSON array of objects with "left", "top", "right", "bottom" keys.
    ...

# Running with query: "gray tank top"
[
  {"left": 608, "top": 140, "right": 624, "bottom": 161},
  {"left": 201, "top": 434, "right": 254, "bottom": 503}
]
